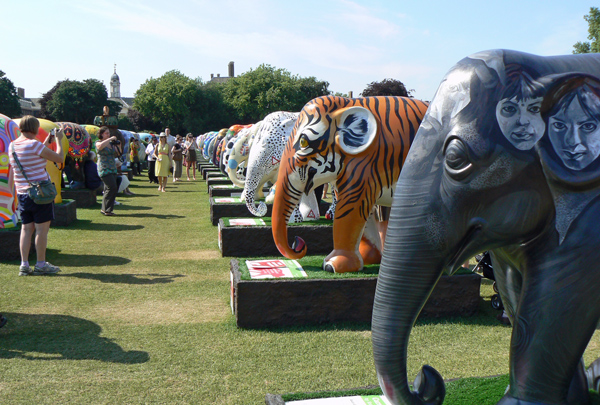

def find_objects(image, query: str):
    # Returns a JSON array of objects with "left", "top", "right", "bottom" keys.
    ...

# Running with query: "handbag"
[{"left": 10, "top": 143, "right": 57, "bottom": 204}]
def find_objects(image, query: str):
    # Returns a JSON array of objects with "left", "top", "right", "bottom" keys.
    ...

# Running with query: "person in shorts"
[{"left": 9, "top": 116, "right": 65, "bottom": 276}]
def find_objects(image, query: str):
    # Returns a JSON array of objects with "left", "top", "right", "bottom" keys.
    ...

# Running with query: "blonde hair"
[{"left": 19, "top": 115, "right": 40, "bottom": 134}]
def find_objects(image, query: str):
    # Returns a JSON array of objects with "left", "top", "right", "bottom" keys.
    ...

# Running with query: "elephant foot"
[
  {"left": 323, "top": 250, "right": 363, "bottom": 273},
  {"left": 359, "top": 236, "right": 382, "bottom": 265}
]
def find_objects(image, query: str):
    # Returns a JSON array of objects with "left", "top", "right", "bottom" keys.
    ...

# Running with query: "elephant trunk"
[
  {"left": 226, "top": 160, "right": 246, "bottom": 188},
  {"left": 272, "top": 175, "right": 306, "bottom": 259},
  {"left": 244, "top": 163, "right": 269, "bottom": 217},
  {"left": 372, "top": 185, "right": 447, "bottom": 405}
]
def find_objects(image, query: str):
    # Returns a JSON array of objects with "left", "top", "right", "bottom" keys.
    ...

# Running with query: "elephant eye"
[
  {"left": 444, "top": 138, "right": 473, "bottom": 180},
  {"left": 299, "top": 135, "right": 309, "bottom": 149}
]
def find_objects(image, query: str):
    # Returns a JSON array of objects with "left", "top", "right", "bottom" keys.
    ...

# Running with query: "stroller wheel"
[
  {"left": 491, "top": 294, "right": 504, "bottom": 311},
  {"left": 492, "top": 281, "right": 499, "bottom": 293}
]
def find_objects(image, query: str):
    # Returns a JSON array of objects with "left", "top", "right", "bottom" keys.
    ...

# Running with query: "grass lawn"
[{"left": 1, "top": 174, "right": 599, "bottom": 404}]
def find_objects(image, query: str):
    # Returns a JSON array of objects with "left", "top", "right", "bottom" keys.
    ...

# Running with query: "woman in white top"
[
  {"left": 184, "top": 133, "right": 197, "bottom": 180},
  {"left": 9, "top": 116, "right": 64, "bottom": 276}
]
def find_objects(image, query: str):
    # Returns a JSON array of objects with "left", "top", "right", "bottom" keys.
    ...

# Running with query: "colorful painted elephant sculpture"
[{"left": 272, "top": 96, "right": 428, "bottom": 273}]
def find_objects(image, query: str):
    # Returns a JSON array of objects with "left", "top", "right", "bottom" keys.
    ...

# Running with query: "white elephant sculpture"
[{"left": 244, "top": 111, "right": 320, "bottom": 223}]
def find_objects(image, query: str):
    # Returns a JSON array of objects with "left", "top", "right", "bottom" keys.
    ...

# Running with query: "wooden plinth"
[
  {"left": 218, "top": 219, "right": 333, "bottom": 257},
  {"left": 230, "top": 260, "right": 481, "bottom": 328},
  {"left": 210, "top": 198, "right": 330, "bottom": 226},
  {"left": 52, "top": 199, "right": 77, "bottom": 227},
  {"left": 61, "top": 188, "right": 96, "bottom": 208},
  {"left": 202, "top": 166, "right": 220, "bottom": 180}
]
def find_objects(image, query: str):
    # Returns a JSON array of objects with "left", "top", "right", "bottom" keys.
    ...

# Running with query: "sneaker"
[
  {"left": 19, "top": 265, "right": 32, "bottom": 276},
  {"left": 33, "top": 262, "right": 61, "bottom": 275},
  {"left": 114, "top": 201, "right": 122, "bottom": 205}
]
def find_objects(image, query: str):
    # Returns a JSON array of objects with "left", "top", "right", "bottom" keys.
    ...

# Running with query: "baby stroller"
[{"left": 473, "top": 252, "right": 504, "bottom": 311}]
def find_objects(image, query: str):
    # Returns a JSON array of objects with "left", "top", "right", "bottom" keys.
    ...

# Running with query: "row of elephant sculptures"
[
  {"left": 201, "top": 49, "right": 600, "bottom": 405},
  {"left": 196, "top": 99, "right": 430, "bottom": 275}
]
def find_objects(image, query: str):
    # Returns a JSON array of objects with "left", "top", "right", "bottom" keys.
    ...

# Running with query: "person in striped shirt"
[{"left": 9, "top": 116, "right": 64, "bottom": 276}]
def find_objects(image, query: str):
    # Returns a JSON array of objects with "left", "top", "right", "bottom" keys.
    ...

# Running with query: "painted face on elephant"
[
  {"left": 496, "top": 96, "right": 544, "bottom": 150},
  {"left": 372, "top": 52, "right": 600, "bottom": 405},
  {"left": 495, "top": 67, "right": 545, "bottom": 151},
  {"left": 548, "top": 86, "right": 600, "bottom": 171}
]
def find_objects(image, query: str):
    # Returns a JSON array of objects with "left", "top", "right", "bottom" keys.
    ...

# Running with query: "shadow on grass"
[
  {"left": 118, "top": 213, "right": 184, "bottom": 219},
  {"left": 63, "top": 272, "right": 185, "bottom": 284},
  {"left": 119, "top": 193, "right": 154, "bottom": 197},
  {"left": 111, "top": 204, "right": 153, "bottom": 211},
  {"left": 65, "top": 219, "right": 145, "bottom": 232},
  {"left": 44, "top": 250, "right": 131, "bottom": 267},
  {"left": 0, "top": 313, "right": 149, "bottom": 364},
  {"left": 165, "top": 190, "right": 196, "bottom": 193}
]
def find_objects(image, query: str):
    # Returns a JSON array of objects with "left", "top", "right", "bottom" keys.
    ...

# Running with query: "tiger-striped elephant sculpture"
[{"left": 272, "top": 96, "right": 428, "bottom": 273}]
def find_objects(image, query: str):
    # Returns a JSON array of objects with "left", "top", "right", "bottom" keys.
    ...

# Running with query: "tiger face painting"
[{"left": 272, "top": 95, "right": 428, "bottom": 273}]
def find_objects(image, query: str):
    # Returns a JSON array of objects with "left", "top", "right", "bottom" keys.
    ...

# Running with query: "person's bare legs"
[
  {"left": 34, "top": 221, "right": 51, "bottom": 263},
  {"left": 192, "top": 164, "right": 196, "bottom": 180},
  {"left": 19, "top": 222, "right": 35, "bottom": 262}
]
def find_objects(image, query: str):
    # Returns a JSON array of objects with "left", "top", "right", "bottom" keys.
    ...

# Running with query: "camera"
[{"left": 110, "top": 139, "right": 121, "bottom": 146}]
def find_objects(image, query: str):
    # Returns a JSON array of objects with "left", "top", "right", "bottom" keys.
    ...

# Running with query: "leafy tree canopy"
[
  {"left": 221, "top": 64, "right": 329, "bottom": 123},
  {"left": 573, "top": 7, "right": 600, "bottom": 54},
  {"left": 0, "top": 70, "right": 22, "bottom": 118},
  {"left": 360, "top": 78, "right": 412, "bottom": 97},
  {"left": 43, "top": 79, "right": 116, "bottom": 124},
  {"left": 133, "top": 70, "right": 209, "bottom": 134}
]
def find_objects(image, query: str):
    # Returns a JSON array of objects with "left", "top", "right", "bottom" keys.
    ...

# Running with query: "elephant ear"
[
  {"left": 335, "top": 106, "right": 378, "bottom": 155},
  {"left": 281, "top": 117, "right": 297, "bottom": 133}
]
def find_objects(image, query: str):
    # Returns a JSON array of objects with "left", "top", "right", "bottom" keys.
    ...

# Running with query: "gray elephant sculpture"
[{"left": 371, "top": 49, "right": 600, "bottom": 405}]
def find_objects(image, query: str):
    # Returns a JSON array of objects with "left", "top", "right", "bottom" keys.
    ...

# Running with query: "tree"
[
  {"left": 0, "top": 70, "right": 22, "bottom": 118},
  {"left": 117, "top": 114, "right": 135, "bottom": 131},
  {"left": 43, "top": 79, "right": 114, "bottom": 123},
  {"left": 127, "top": 108, "right": 160, "bottom": 133},
  {"left": 40, "top": 81, "right": 64, "bottom": 120},
  {"left": 361, "top": 78, "right": 413, "bottom": 97},
  {"left": 573, "top": 7, "right": 600, "bottom": 54},
  {"left": 133, "top": 70, "right": 206, "bottom": 134},
  {"left": 221, "top": 64, "right": 330, "bottom": 123}
]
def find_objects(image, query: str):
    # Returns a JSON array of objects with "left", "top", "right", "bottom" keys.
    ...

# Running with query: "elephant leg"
[
  {"left": 359, "top": 213, "right": 383, "bottom": 265},
  {"left": 489, "top": 251, "right": 523, "bottom": 323},
  {"left": 501, "top": 264, "right": 600, "bottom": 405},
  {"left": 324, "top": 209, "right": 368, "bottom": 273},
  {"left": 359, "top": 236, "right": 382, "bottom": 265}
]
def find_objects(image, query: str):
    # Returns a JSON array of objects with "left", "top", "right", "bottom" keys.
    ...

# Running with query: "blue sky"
[{"left": 1, "top": 0, "right": 595, "bottom": 103}]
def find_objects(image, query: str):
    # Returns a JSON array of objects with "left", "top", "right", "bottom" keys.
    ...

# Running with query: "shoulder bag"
[{"left": 10, "top": 143, "right": 57, "bottom": 204}]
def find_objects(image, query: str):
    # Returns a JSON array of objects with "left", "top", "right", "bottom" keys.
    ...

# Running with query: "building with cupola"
[{"left": 108, "top": 65, "right": 134, "bottom": 116}]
